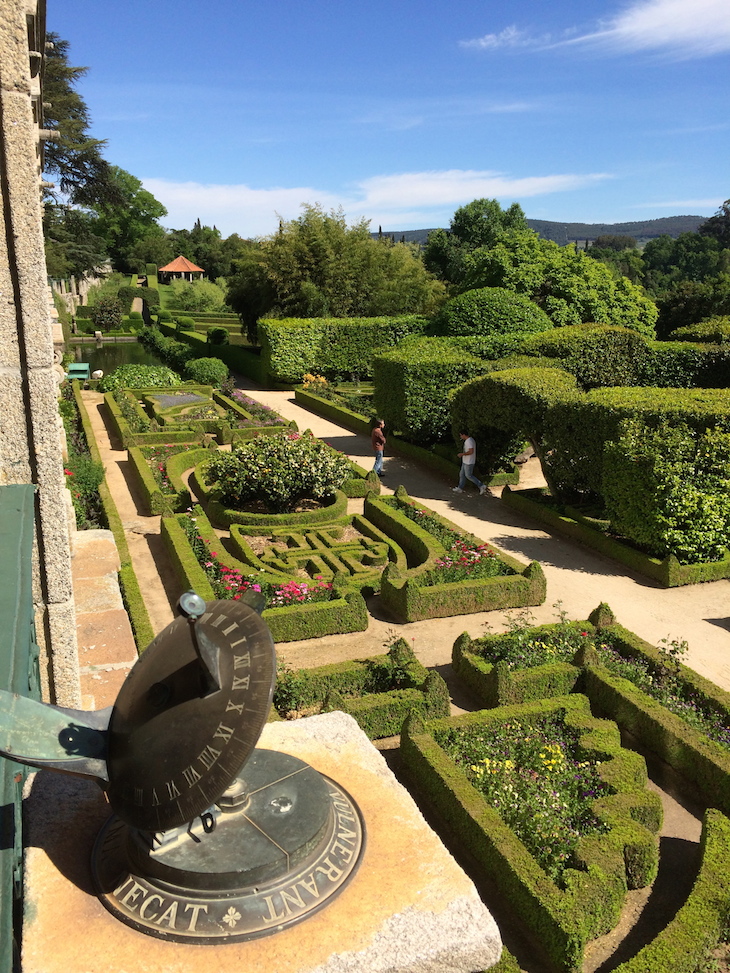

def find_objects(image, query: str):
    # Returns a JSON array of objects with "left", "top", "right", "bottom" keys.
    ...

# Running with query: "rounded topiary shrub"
[
  {"left": 183, "top": 357, "right": 229, "bottom": 387},
  {"left": 435, "top": 287, "right": 553, "bottom": 338},
  {"left": 97, "top": 364, "right": 182, "bottom": 392},
  {"left": 157, "top": 309, "right": 173, "bottom": 322},
  {"left": 128, "top": 311, "right": 143, "bottom": 321},
  {"left": 91, "top": 297, "right": 123, "bottom": 331},
  {"left": 206, "top": 431, "right": 352, "bottom": 513},
  {"left": 176, "top": 316, "right": 196, "bottom": 332},
  {"left": 207, "top": 326, "right": 230, "bottom": 345}
]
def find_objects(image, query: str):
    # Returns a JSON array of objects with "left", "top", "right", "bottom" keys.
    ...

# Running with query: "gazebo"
[{"left": 158, "top": 255, "right": 205, "bottom": 284}]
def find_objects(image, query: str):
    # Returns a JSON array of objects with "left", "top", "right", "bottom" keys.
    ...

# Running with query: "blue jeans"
[
  {"left": 459, "top": 463, "right": 483, "bottom": 490},
  {"left": 373, "top": 450, "right": 384, "bottom": 474}
]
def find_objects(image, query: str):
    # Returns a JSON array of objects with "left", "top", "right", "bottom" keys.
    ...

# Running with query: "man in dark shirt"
[{"left": 371, "top": 419, "right": 386, "bottom": 477}]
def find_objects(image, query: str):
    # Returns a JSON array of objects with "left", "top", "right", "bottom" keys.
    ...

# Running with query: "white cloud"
[
  {"left": 460, "top": 26, "right": 545, "bottom": 52},
  {"left": 462, "top": 0, "right": 730, "bottom": 59},
  {"left": 569, "top": 0, "right": 730, "bottom": 57},
  {"left": 144, "top": 169, "right": 613, "bottom": 237}
]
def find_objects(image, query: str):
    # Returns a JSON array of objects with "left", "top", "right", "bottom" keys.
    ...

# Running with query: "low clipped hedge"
[
  {"left": 157, "top": 324, "right": 269, "bottom": 386},
  {"left": 365, "top": 488, "right": 546, "bottom": 622},
  {"left": 501, "top": 486, "right": 730, "bottom": 586},
  {"left": 126, "top": 444, "right": 205, "bottom": 515},
  {"left": 273, "top": 639, "right": 450, "bottom": 738},
  {"left": 160, "top": 513, "right": 368, "bottom": 642},
  {"left": 191, "top": 449, "right": 364, "bottom": 531},
  {"left": 227, "top": 514, "right": 403, "bottom": 596},
  {"left": 400, "top": 695, "right": 662, "bottom": 973},
  {"left": 71, "top": 383, "right": 153, "bottom": 652},
  {"left": 293, "top": 387, "right": 519, "bottom": 487},
  {"left": 452, "top": 607, "right": 730, "bottom": 817},
  {"left": 103, "top": 390, "right": 210, "bottom": 449},
  {"left": 612, "top": 809, "right": 730, "bottom": 973}
]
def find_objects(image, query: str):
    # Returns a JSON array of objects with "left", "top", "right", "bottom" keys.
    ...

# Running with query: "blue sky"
[{"left": 49, "top": 0, "right": 730, "bottom": 238}]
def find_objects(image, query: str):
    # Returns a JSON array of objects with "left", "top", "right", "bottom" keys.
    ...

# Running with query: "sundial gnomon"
[{"left": 0, "top": 592, "right": 365, "bottom": 942}]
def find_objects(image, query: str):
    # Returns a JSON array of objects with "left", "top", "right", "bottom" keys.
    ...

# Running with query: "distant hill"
[{"left": 373, "top": 215, "right": 706, "bottom": 247}]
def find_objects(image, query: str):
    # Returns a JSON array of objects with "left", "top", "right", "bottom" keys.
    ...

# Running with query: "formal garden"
[{"left": 55, "top": 198, "right": 730, "bottom": 973}]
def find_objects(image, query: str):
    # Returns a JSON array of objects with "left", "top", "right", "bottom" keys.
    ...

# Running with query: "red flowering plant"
[
  {"left": 140, "top": 444, "right": 191, "bottom": 495},
  {"left": 392, "top": 499, "right": 512, "bottom": 585},
  {"left": 180, "top": 514, "right": 333, "bottom": 608}
]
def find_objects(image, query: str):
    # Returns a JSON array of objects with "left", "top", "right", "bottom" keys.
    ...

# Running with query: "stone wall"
[{"left": 0, "top": 0, "right": 80, "bottom": 706}]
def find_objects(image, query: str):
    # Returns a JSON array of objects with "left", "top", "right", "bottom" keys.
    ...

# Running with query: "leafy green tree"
[
  {"left": 41, "top": 34, "right": 119, "bottom": 207},
  {"left": 167, "top": 221, "right": 250, "bottom": 279},
  {"left": 656, "top": 274, "right": 730, "bottom": 336},
  {"left": 43, "top": 205, "right": 108, "bottom": 278},
  {"left": 226, "top": 204, "right": 443, "bottom": 327},
  {"left": 591, "top": 235, "right": 637, "bottom": 252},
  {"left": 90, "top": 296, "right": 123, "bottom": 331},
  {"left": 91, "top": 167, "right": 167, "bottom": 272},
  {"left": 642, "top": 233, "right": 730, "bottom": 293},
  {"left": 423, "top": 198, "right": 528, "bottom": 284},
  {"left": 699, "top": 199, "right": 730, "bottom": 248},
  {"left": 461, "top": 229, "right": 658, "bottom": 337}
]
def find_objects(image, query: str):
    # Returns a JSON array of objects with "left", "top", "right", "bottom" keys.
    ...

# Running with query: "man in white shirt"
[{"left": 453, "top": 430, "right": 487, "bottom": 495}]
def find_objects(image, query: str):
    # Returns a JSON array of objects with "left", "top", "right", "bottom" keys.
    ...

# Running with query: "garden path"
[{"left": 233, "top": 379, "right": 730, "bottom": 696}]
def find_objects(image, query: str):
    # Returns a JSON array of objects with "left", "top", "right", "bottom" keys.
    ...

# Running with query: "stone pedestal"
[{"left": 22, "top": 712, "right": 502, "bottom": 973}]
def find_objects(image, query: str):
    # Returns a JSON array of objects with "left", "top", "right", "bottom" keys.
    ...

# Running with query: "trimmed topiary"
[
  {"left": 435, "top": 286, "right": 554, "bottom": 338},
  {"left": 183, "top": 356, "right": 229, "bottom": 387}
]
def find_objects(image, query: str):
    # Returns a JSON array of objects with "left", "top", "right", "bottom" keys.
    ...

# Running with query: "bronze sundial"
[{"left": 0, "top": 592, "right": 365, "bottom": 942}]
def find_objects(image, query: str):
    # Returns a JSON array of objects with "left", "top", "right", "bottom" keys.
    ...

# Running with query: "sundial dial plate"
[{"left": 93, "top": 756, "right": 365, "bottom": 942}]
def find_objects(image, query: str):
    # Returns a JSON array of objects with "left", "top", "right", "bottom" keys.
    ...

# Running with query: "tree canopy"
[
  {"left": 226, "top": 204, "right": 444, "bottom": 328},
  {"left": 423, "top": 198, "right": 528, "bottom": 284},
  {"left": 42, "top": 33, "right": 118, "bottom": 208},
  {"left": 460, "top": 228, "right": 658, "bottom": 337}
]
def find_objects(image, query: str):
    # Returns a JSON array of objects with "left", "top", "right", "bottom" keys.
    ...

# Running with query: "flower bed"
[
  {"left": 272, "top": 638, "right": 450, "bottom": 738},
  {"left": 127, "top": 443, "right": 203, "bottom": 515},
  {"left": 365, "top": 487, "right": 546, "bottom": 621},
  {"left": 400, "top": 695, "right": 662, "bottom": 973},
  {"left": 501, "top": 486, "right": 730, "bottom": 587},
  {"left": 450, "top": 607, "right": 730, "bottom": 972},
  {"left": 160, "top": 510, "right": 368, "bottom": 642},
  {"left": 452, "top": 605, "right": 730, "bottom": 816}
]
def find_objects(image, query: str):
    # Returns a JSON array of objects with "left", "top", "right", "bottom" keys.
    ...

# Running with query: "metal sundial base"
[{"left": 91, "top": 749, "right": 366, "bottom": 943}]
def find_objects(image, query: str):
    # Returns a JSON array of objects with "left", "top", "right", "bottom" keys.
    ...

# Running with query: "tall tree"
[
  {"left": 461, "top": 228, "right": 658, "bottom": 337},
  {"left": 42, "top": 33, "right": 119, "bottom": 208},
  {"left": 226, "top": 204, "right": 443, "bottom": 330},
  {"left": 91, "top": 167, "right": 167, "bottom": 272},
  {"left": 699, "top": 199, "right": 730, "bottom": 248},
  {"left": 423, "top": 198, "right": 528, "bottom": 284}
]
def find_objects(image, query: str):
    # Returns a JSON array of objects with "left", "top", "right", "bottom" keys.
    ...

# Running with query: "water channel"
[{"left": 71, "top": 339, "right": 166, "bottom": 374}]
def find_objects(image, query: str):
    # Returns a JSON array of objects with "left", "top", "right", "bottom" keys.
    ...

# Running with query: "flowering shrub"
[
  {"left": 180, "top": 514, "right": 333, "bottom": 608},
  {"left": 438, "top": 713, "right": 609, "bottom": 882},
  {"left": 301, "top": 373, "right": 334, "bottom": 398},
  {"left": 206, "top": 431, "right": 352, "bottom": 513},
  {"left": 98, "top": 364, "right": 182, "bottom": 392}
]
